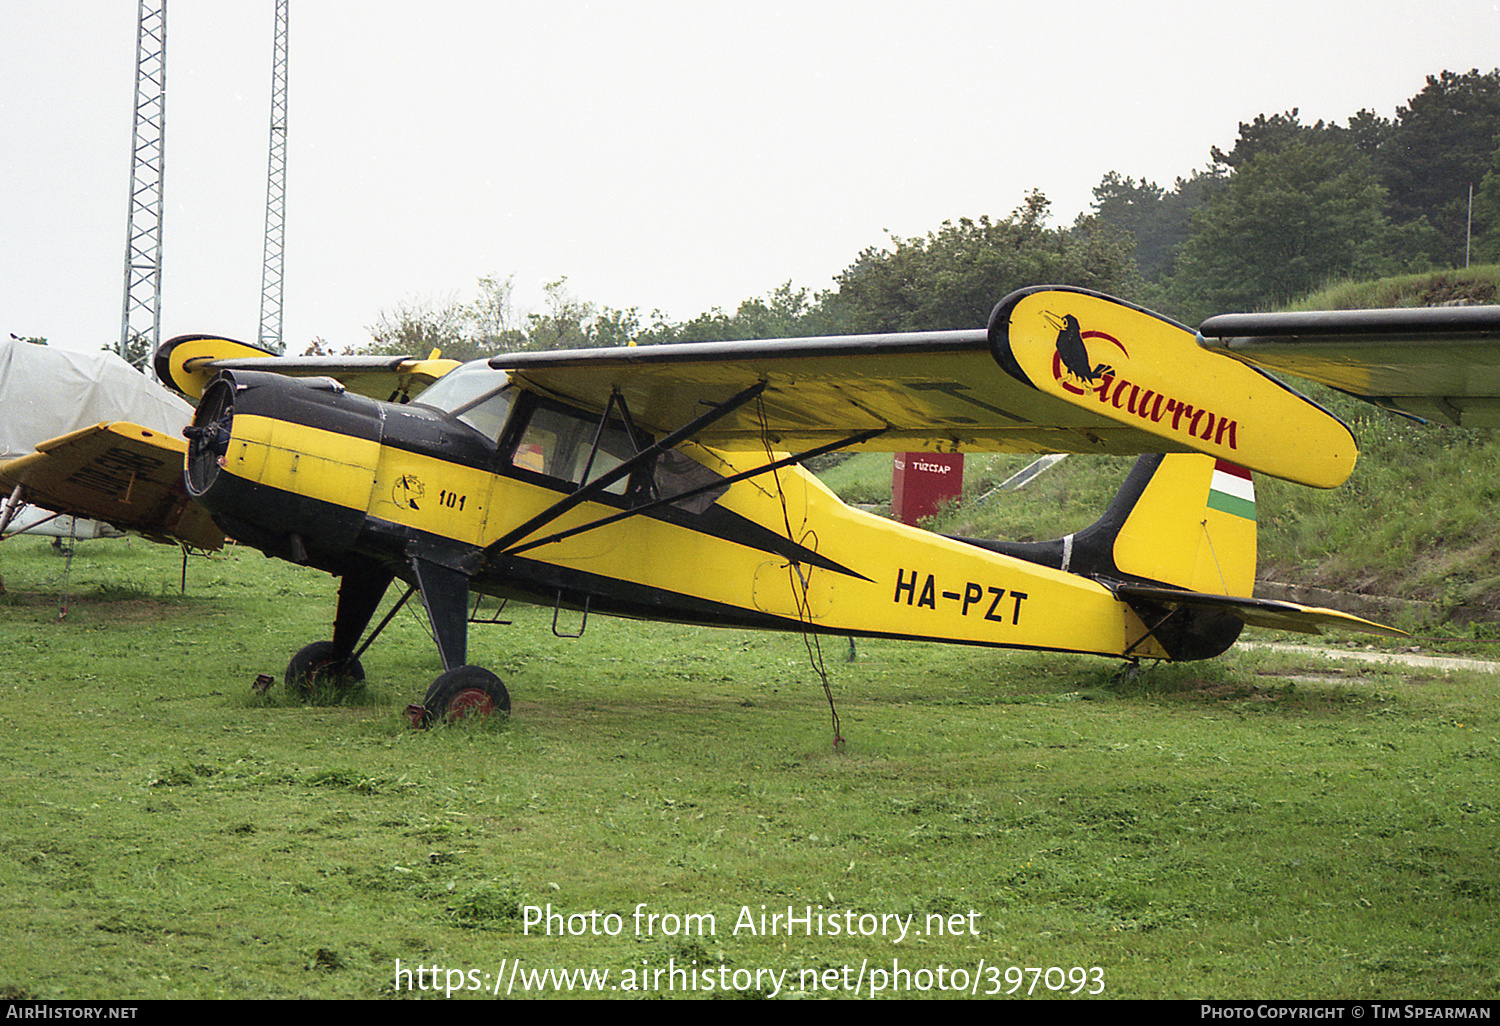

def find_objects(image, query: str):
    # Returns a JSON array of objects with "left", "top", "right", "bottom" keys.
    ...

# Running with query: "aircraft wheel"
[
  {"left": 421, "top": 665, "right": 511, "bottom": 724},
  {"left": 284, "top": 641, "right": 366, "bottom": 695}
]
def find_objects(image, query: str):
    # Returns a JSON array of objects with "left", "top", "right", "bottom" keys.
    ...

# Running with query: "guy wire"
[{"left": 757, "top": 396, "right": 843, "bottom": 749}]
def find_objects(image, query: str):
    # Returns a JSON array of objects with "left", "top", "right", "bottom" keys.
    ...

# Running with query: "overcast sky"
[{"left": 5, "top": 1, "right": 1498, "bottom": 354}]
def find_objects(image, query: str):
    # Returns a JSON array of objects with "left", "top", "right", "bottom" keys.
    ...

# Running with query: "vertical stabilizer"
[
  {"left": 1109, "top": 455, "right": 1256, "bottom": 596},
  {"left": 949, "top": 453, "right": 1259, "bottom": 660}
]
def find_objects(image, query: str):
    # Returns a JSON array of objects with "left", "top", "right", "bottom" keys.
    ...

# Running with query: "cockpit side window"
[
  {"left": 502, "top": 395, "right": 732, "bottom": 512},
  {"left": 653, "top": 449, "right": 731, "bottom": 513},
  {"left": 453, "top": 387, "right": 514, "bottom": 441},
  {"left": 506, "top": 398, "right": 643, "bottom": 497}
]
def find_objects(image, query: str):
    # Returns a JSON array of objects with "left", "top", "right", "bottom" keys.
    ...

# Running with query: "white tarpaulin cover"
[{"left": 0, "top": 338, "right": 192, "bottom": 458}]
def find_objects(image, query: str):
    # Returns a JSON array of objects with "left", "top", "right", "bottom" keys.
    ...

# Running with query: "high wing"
[
  {"left": 492, "top": 286, "right": 1358, "bottom": 488},
  {"left": 1196, "top": 304, "right": 1500, "bottom": 428},
  {"left": 155, "top": 335, "right": 459, "bottom": 402},
  {"left": 0, "top": 422, "right": 223, "bottom": 550}
]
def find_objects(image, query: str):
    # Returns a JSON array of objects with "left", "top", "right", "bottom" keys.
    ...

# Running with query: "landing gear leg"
[
  {"left": 284, "top": 562, "right": 393, "bottom": 695},
  {"left": 404, "top": 557, "right": 509, "bottom": 727}
]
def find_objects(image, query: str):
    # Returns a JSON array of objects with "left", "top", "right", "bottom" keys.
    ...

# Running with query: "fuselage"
[{"left": 184, "top": 363, "right": 1173, "bottom": 660}]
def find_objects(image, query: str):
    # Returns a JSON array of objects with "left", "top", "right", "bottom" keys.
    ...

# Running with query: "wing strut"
[
  {"left": 0, "top": 485, "right": 26, "bottom": 535},
  {"left": 483, "top": 380, "right": 768, "bottom": 557},
  {"left": 579, "top": 388, "right": 648, "bottom": 489},
  {"left": 499, "top": 426, "right": 887, "bottom": 558}
]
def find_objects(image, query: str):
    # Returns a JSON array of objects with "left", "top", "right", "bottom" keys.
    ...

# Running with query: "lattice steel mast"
[
  {"left": 118, "top": 0, "right": 167, "bottom": 371},
  {"left": 259, "top": 0, "right": 290, "bottom": 352}
]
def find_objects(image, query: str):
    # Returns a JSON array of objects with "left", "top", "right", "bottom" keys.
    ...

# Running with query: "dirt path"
[{"left": 1239, "top": 641, "right": 1500, "bottom": 674}]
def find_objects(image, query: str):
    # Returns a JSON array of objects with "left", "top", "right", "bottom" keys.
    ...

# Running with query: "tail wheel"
[
  {"left": 284, "top": 641, "right": 366, "bottom": 695},
  {"left": 420, "top": 665, "right": 511, "bottom": 725}
]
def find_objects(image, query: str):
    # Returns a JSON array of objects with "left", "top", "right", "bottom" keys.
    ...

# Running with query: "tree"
[
  {"left": 667, "top": 308, "right": 737, "bottom": 344},
  {"left": 1166, "top": 137, "right": 1399, "bottom": 321},
  {"left": 365, "top": 275, "right": 656, "bottom": 360},
  {"left": 1379, "top": 69, "right": 1500, "bottom": 262},
  {"left": 366, "top": 294, "right": 489, "bottom": 362},
  {"left": 521, "top": 278, "right": 600, "bottom": 350},
  {"left": 1473, "top": 140, "right": 1500, "bottom": 262},
  {"left": 1086, "top": 169, "right": 1224, "bottom": 289},
  {"left": 469, "top": 274, "right": 526, "bottom": 352},
  {"left": 1210, "top": 109, "right": 1331, "bottom": 170},
  {"left": 587, "top": 306, "right": 649, "bottom": 348},
  {"left": 728, "top": 282, "right": 825, "bottom": 339},
  {"left": 821, "top": 190, "right": 1139, "bottom": 333},
  {"left": 110, "top": 334, "right": 151, "bottom": 371},
  {"left": 1345, "top": 107, "right": 1395, "bottom": 159}
]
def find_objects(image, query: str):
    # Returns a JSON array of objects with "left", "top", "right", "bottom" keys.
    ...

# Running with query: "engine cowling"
[{"left": 184, "top": 369, "right": 382, "bottom": 569}]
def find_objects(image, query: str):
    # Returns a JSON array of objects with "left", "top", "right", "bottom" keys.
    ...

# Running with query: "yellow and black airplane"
[{"left": 4, "top": 286, "right": 1499, "bottom": 723}]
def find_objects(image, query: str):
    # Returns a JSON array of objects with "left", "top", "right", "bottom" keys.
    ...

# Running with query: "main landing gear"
[
  {"left": 281, "top": 641, "right": 511, "bottom": 727},
  {"left": 280, "top": 642, "right": 510, "bottom": 726},
  {"left": 273, "top": 558, "right": 511, "bottom": 728},
  {"left": 406, "top": 665, "right": 511, "bottom": 727},
  {"left": 284, "top": 640, "right": 366, "bottom": 694}
]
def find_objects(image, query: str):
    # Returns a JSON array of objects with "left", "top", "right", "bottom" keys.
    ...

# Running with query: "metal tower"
[
  {"left": 258, "top": 0, "right": 290, "bottom": 352},
  {"left": 118, "top": 0, "right": 167, "bottom": 371}
]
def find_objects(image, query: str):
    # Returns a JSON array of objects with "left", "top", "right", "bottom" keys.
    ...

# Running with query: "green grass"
[
  {"left": 811, "top": 451, "right": 895, "bottom": 507},
  {"left": 1, "top": 538, "right": 1496, "bottom": 999},
  {"left": 1291, "top": 265, "right": 1500, "bottom": 311}
]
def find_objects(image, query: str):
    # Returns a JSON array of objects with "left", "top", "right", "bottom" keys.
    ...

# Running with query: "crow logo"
[{"left": 1045, "top": 311, "right": 1115, "bottom": 384}]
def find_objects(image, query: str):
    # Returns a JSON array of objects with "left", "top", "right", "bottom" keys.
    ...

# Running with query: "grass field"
[{"left": 0, "top": 537, "right": 1495, "bottom": 1000}]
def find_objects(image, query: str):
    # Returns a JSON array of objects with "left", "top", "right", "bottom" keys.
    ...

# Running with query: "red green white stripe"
[{"left": 1207, "top": 460, "right": 1254, "bottom": 520}]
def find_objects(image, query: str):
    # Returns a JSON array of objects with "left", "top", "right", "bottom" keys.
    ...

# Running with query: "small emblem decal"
[{"left": 392, "top": 474, "right": 424, "bottom": 510}]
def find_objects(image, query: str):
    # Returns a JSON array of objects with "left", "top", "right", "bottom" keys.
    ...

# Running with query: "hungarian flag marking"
[{"left": 1207, "top": 460, "right": 1255, "bottom": 520}]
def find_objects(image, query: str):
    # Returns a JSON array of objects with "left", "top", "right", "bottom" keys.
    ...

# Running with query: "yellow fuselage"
[{"left": 219, "top": 408, "right": 1169, "bottom": 660}]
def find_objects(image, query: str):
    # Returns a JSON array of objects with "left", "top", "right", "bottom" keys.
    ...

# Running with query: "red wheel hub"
[{"left": 447, "top": 687, "right": 494, "bottom": 718}]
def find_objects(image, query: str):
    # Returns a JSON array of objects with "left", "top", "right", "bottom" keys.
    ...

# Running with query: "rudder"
[{"left": 1109, "top": 454, "right": 1256, "bottom": 596}]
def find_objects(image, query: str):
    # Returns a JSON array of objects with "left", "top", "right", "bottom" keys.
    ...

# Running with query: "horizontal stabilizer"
[
  {"left": 991, "top": 288, "right": 1358, "bottom": 488},
  {"left": 1114, "top": 583, "right": 1407, "bottom": 639}
]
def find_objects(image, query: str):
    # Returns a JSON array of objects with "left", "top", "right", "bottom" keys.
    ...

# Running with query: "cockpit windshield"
[
  {"left": 413, "top": 361, "right": 504, "bottom": 413},
  {"left": 412, "top": 362, "right": 515, "bottom": 441}
]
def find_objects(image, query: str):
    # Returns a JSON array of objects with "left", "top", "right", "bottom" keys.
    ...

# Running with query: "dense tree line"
[
  {"left": 1100, "top": 69, "right": 1500, "bottom": 322},
  {"left": 362, "top": 68, "right": 1500, "bottom": 357},
  {"left": 362, "top": 191, "right": 1139, "bottom": 357}
]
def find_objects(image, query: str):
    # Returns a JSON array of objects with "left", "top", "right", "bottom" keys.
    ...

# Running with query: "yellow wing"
[
  {"left": 492, "top": 287, "right": 1358, "bottom": 488},
  {"left": 155, "top": 335, "right": 460, "bottom": 402},
  {"left": 0, "top": 423, "right": 222, "bottom": 549},
  {"left": 1197, "top": 305, "right": 1500, "bottom": 428}
]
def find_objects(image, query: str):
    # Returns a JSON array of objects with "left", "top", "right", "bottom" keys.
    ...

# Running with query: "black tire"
[
  {"left": 284, "top": 641, "right": 366, "bottom": 695},
  {"left": 422, "top": 665, "right": 511, "bottom": 723}
]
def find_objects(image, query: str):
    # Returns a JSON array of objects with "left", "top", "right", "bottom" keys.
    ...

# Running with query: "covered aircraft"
[
  {"left": 0, "top": 336, "right": 219, "bottom": 548},
  {"left": 4, "top": 286, "right": 1498, "bottom": 724}
]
